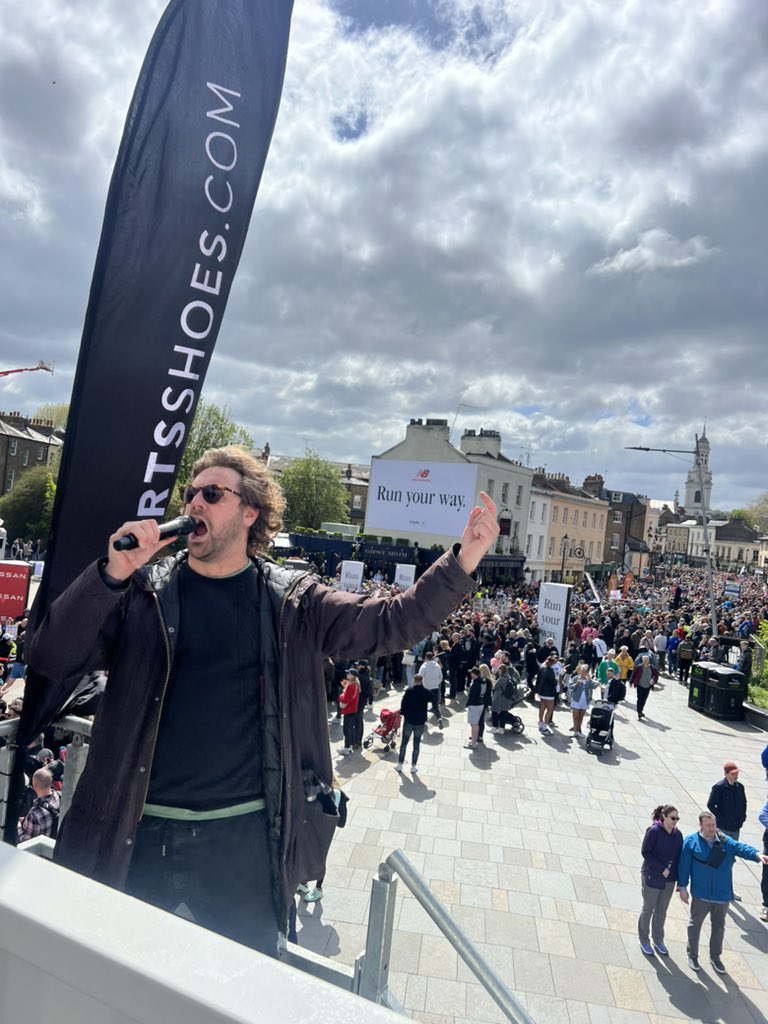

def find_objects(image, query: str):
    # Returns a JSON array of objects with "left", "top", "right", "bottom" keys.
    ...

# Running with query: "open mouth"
[{"left": 192, "top": 521, "right": 208, "bottom": 538}]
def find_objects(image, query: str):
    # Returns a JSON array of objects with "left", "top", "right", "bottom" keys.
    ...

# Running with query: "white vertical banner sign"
[
  {"left": 394, "top": 564, "right": 416, "bottom": 590},
  {"left": 537, "top": 582, "right": 573, "bottom": 652},
  {"left": 339, "top": 560, "right": 365, "bottom": 592}
]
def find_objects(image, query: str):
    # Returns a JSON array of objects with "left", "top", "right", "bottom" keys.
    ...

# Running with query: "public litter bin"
[
  {"left": 690, "top": 661, "right": 747, "bottom": 721},
  {"left": 688, "top": 663, "right": 708, "bottom": 710}
]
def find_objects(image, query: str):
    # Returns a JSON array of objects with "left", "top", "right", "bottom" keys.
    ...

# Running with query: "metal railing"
[
  {"left": 751, "top": 634, "right": 765, "bottom": 679},
  {"left": 363, "top": 850, "right": 534, "bottom": 1023}
]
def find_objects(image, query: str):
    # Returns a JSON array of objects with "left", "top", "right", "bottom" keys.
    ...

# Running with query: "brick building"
[{"left": 0, "top": 411, "right": 64, "bottom": 497}]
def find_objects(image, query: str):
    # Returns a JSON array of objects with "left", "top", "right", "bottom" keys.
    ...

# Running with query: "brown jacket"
[{"left": 26, "top": 548, "right": 473, "bottom": 925}]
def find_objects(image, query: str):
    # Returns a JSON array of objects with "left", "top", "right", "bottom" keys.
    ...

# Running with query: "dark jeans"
[
  {"left": 425, "top": 687, "right": 441, "bottom": 717},
  {"left": 352, "top": 707, "right": 365, "bottom": 746},
  {"left": 398, "top": 721, "right": 425, "bottom": 765},
  {"left": 456, "top": 664, "right": 470, "bottom": 694},
  {"left": 762, "top": 829, "right": 768, "bottom": 909},
  {"left": 125, "top": 811, "right": 280, "bottom": 956},
  {"left": 491, "top": 710, "right": 511, "bottom": 728},
  {"left": 678, "top": 660, "right": 692, "bottom": 683},
  {"left": 636, "top": 686, "right": 651, "bottom": 716},
  {"left": 448, "top": 664, "right": 461, "bottom": 698},
  {"left": 342, "top": 714, "right": 356, "bottom": 747}
]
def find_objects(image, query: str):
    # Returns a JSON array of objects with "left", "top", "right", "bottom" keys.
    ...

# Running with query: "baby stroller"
[
  {"left": 498, "top": 683, "right": 530, "bottom": 735},
  {"left": 363, "top": 707, "right": 402, "bottom": 751},
  {"left": 585, "top": 701, "right": 615, "bottom": 756}
]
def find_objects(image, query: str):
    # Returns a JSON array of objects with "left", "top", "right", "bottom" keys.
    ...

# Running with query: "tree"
[
  {"left": 33, "top": 402, "right": 69, "bottom": 430},
  {"left": 745, "top": 493, "right": 768, "bottom": 534},
  {"left": 0, "top": 466, "right": 56, "bottom": 541},
  {"left": 170, "top": 399, "right": 253, "bottom": 512},
  {"left": 729, "top": 508, "right": 757, "bottom": 528},
  {"left": 281, "top": 450, "right": 349, "bottom": 530}
]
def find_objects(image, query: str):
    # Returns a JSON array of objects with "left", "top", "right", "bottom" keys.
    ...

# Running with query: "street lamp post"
[
  {"left": 626, "top": 437, "right": 718, "bottom": 637},
  {"left": 561, "top": 533, "right": 569, "bottom": 582}
]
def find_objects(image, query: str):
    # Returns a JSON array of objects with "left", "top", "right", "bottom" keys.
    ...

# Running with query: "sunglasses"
[
  {"left": 182, "top": 483, "right": 242, "bottom": 505},
  {"left": 668, "top": 815, "right": 680, "bottom": 821}
]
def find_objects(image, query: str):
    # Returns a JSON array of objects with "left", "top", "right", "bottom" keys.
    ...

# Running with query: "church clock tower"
[{"left": 684, "top": 428, "right": 713, "bottom": 512}]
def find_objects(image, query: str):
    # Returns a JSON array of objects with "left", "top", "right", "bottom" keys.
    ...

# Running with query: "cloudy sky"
[{"left": 2, "top": 0, "right": 767, "bottom": 509}]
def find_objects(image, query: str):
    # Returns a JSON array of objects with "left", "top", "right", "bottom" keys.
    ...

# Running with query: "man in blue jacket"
[{"left": 677, "top": 810, "right": 768, "bottom": 973}]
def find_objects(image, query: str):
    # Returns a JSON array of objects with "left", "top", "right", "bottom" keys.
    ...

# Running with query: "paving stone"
[
  {"left": 461, "top": 983, "right": 509, "bottom": 1023},
  {"left": 430, "top": 880, "right": 461, "bottom": 905},
  {"left": 424, "top": 978, "right": 468, "bottom": 1018},
  {"left": 570, "top": 923, "right": 631, "bottom": 968},
  {"left": 506, "top": 891, "right": 542, "bottom": 917},
  {"left": 604, "top": 965, "right": 655, "bottom": 1012},
  {"left": 419, "top": 934, "right": 459, "bottom": 981},
  {"left": 459, "top": 883, "right": 493, "bottom": 910},
  {"left": 404, "top": 972, "right": 428, "bottom": 1011},
  {"left": 536, "top": 917, "right": 576, "bottom": 958},
  {"left": 551, "top": 955, "right": 615, "bottom": 1005},
  {"left": 499, "top": 845, "right": 532, "bottom": 866},
  {"left": 588, "top": 1007, "right": 651, "bottom": 1024},
  {"left": 572, "top": 901, "right": 609, "bottom": 928},
  {"left": 450, "top": 904, "right": 487, "bottom": 943},
  {"left": 453, "top": 858, "right": 499, "bottom": 888},
  {"left": 317, "top": 674, "right": 768, "bottom": 1024},
  {"left": 510, "top": 947, "right": 555, "bottom": 995},
  {"left": 496, "top": 862, "right": 530, "bottom": 892},
  {"left": 602, "top": 880, "right": 643, "bottom": 913},
  {"left": 484, "top": 910, "right": 538, "bottom": 950},
  {"left": 346, "top": 842, "right": 387, "bottom": 871},
  {"left": 422, "top": 853, "right": 457, "bottom": 882},
  {"left": 490, "top": 888, "right": 508, "bottom": 912},
  {"left": 418, "top": 816, "right": 459, "bottom": 839},
  {"left": 389, "top": 928, "right": 423, "bottom": 972},
  {"left": 572, "top": 874, "right": 609, "bottom": 907},
  {"left": 528, "top": 867, "right": 577, "bottom": 900}
]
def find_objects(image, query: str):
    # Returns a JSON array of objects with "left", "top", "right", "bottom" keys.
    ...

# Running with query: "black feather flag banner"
[{"left": 19, "top": 0, "right": 293, "bottom": 747}]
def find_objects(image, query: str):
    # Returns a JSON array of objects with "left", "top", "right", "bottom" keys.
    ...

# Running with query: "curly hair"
[{"left": 191, "top": 445, "right": 286, "bottom": 555}]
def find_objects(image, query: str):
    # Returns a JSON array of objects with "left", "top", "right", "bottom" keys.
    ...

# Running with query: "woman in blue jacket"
[{"left": 638, "top": 804, "right": 683, "bottom": 956}]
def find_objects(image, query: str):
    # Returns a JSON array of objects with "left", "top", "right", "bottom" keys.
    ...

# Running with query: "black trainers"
[
  {"left": 687, "top": 954, "right": 700, "bottom": 972},
  {"left": 710, "top": 957, "right": 726, "bottom": 974}
]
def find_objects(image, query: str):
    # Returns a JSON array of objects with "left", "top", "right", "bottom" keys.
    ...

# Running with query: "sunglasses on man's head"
[{"left": 182, "top": 483, "right": 242, "bottom": 505}]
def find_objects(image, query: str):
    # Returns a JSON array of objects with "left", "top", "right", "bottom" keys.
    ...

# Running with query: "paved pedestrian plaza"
[{"left": 296, "top": 677, "right": 768, "bottom": 1024}]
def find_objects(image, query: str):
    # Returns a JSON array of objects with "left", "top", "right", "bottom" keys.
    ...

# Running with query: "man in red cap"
[{"left": 707, "top": 762, "right": 747, "bottom": 900}]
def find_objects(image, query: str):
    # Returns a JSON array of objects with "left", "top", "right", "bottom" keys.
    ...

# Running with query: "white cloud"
[
  {"left": 1, "top": 0, "right": 767, "bottom": 508},
  {"left": 588, "top": 229, "right": 717, "bottom": 276}
]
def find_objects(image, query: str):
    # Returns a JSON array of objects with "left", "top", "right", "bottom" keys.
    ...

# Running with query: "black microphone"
[{"left": 112, "top": 515, "right": 198, "bottom": 551}]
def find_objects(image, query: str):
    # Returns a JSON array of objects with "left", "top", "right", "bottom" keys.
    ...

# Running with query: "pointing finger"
[{"left": 478, "top": 491, "right": 497, "bottom": 516}]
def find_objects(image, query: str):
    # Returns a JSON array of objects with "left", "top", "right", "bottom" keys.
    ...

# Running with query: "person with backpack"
[
  {"left": 490, "top": 665, "right": 519, "bottom": 733},
  {"left": 17, "top": 768, "right": 60, "bottom": 842},
  {"left": 464, "top": 667, "right": 489, "bottom": 750},
  {"left": 677, "top": 635, "right": 696, "bottom": 684}
]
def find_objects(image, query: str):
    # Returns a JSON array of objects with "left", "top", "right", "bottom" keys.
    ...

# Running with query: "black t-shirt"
[{"left": 147, "top": 563, "right": 263, "bottom": 811}]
